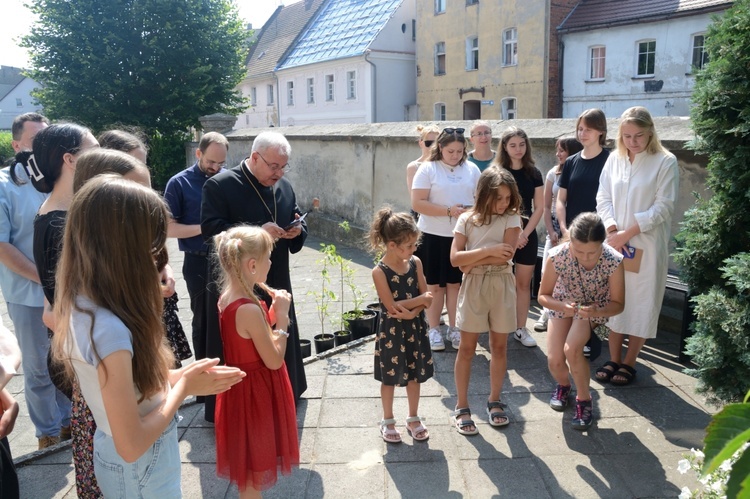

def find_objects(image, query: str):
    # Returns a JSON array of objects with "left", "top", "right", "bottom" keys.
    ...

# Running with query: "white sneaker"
[
  {"left": 429, "top": 328, "right": 445, "bottom": 351},
  {"left": 513, "top": 327, "right": 537, "bottom": 348},
  {"left": 448, "top": 327, "right": 461, "bottom": 350},
  {"left": 533, "top": 311, "right": 548, "bottom": 332}
]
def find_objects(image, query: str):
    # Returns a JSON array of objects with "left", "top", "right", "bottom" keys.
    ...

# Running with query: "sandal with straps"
[
  {"left": 486, "top": 400, "right": 510, "bottom": 427},
  {"left": 595, "top": 361, "right": 620, "bottom": 383},
  {"left": 452, "top": 407, "right": 479, "bottom": 436},
  {"left": 610, "top": 364, "right": 637, "bottom": 386},
  {"left": 405, "top": 416, "right": 429, "bottom": 441},
  {"left": 379, "top": 418, "right": 402, "bottom": 443}
]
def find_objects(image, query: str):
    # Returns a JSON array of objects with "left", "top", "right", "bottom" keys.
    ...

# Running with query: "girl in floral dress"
[
  {"left": 369, "top": 207, "right": 434, "bottom": 443},
  {"left": 538, "top": 212, "right": 625, "bottom": 430}
]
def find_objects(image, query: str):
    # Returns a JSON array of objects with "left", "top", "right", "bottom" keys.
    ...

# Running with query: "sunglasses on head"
[
  {"left": 423, "top": 140, "right": 434, "bottom": 147},
  {"left": 442, "top": 127, "right": 465, "bottom": 135}
]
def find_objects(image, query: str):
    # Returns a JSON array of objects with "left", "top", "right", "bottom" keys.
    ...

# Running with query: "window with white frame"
[
  {"left": 503, "top": 28, "right": 517, "bottom": 67},
  {"left": 466, "top": 36, "right": 479, "bottom": 71},
  {"left": 435, "top": 0, "right": 445, "bottom": 14},
  {"left": 306, "top": 78, "right": 315, "bottom": 103},
  {"left": 466, "top": 0, "right": 478, "bottom": 5},
  {"left": 250, "top": 87, "right": 257, "bottom": 106},
  {"left": 347, "top": 71, "right": 356, "bottom": 99},
  {"left": 267, "top": 84, "right": 274, "bottom": 105},
  {"left": 691, "top": 34, "right": 708, "bottom": 71},
  {"left": 434, "top": 103, "right": 446, "bottom": 121},
  {"left": 501, "top": 98, "right": 516, "bottom": 120},
  {"left": 325, "top": 74, "right": 334, "bottom": 101},
  {"left": 287, "top": 81, "right": 294, "bottom": 106},
  {"left": 589, "top": 46, "right": 606, "bottom": 80},
  {"left": 636, "top": 40, "right": 656, "bottom": 77},
  {"left": 435, "top": 42, "right": 446, "bottom": 75}
]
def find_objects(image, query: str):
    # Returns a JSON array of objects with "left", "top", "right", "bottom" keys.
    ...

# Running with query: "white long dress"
[{"left": 596, "top": 150, "right": 679, "bottom": 338}]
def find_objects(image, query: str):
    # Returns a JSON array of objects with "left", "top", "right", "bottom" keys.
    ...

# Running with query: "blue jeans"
[
  {"left": 94, "top": 415, "right": 181, "bottom": 498},
  {"left": 7, "top": 303, "right": 71, "bottom": 438}
]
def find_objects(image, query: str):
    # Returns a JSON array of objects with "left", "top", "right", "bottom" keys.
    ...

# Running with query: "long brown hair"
[
  {"left": 428, "top": 128, "right": 468, "bottom": 164},
  {"left": 494, "top": 127, "right": 536, "bottom": 178},
  {"left": 469, "top": 167, "right": 522, "bottom": 226},
  {"left": 53, "top": 175, "right": 173, "bottom": 400}
]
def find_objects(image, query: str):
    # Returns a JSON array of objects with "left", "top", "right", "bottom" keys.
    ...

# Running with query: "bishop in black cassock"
[{"left": 201, "top": 134, "right": 307, "bottom": 421}]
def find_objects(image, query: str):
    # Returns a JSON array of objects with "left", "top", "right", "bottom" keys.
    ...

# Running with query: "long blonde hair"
[
  {"left": 53, "top": 175, "right": 173, "bottom": 400},
  {"left": 213, "top": 226, "right": 276, "bottom": 321},
  {"left": 616, "top": 106, "right": 667, "bottom": 157}
]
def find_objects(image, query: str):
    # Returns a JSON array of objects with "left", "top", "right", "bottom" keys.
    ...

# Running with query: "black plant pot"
[
  {"left": 299, "top": 339, "right": 312, "bottom": 359},
  {"left": 346, "top": 310, "right": 378, "bottom": 340},
  {"left": 366, "top": 302, "right": 382, "bottom": 333},
  {"left": 313, "top": 333, "right": 335, "bottom": 354},
  {"left": 334, "top": 330, "right": 352, "bottom": 346}
]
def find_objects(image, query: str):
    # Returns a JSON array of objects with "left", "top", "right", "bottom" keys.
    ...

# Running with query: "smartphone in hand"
[{"left": 283, "top": 212, "right": 307, "bottom": 231}]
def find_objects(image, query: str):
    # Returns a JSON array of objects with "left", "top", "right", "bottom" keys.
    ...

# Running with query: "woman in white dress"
[{"left": 595, "top": 107, "right": 679, "bottom": 385}]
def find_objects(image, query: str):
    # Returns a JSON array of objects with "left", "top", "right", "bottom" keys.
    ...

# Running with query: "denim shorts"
[{"left": 94, "top": 415, "right": 181, "bottom": 498}]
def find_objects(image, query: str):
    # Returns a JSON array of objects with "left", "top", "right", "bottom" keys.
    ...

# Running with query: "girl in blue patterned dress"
[
  {"left": 538, "top": 213, "right": 625, "bottom": 430},
  {"left": 369, "top": 207, "right": 434, "bottom": 444}
]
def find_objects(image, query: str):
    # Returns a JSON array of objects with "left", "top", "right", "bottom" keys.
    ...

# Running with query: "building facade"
[
  {"left": 415, "top": 0, "right": 577, "bottom": 121},
  {"left": 558, "top": 0, "right": 733, "bottom": 118},
  {"left": 0, "top": 66, "right": 42, "bottom": 130}
]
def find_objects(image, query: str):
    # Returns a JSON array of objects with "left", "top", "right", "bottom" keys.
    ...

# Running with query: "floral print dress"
[
  {"left": 374, "top": 258, "right": 434, "bottom": 386},
  {"left": 547, "top": 243, "right": 623, "bottom": 325}
]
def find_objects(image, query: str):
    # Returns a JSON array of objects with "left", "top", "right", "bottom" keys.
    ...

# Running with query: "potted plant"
[
  {"left": 313, "top": 333, "right": 335, "bottom": 354},
  {"left": 299, "top": 339, "right": 312, "bottom": 358},
  {"left": 333, "top": 329, "right": 352, "bottom": 346},
  {"left": 307, "top": 240, "right": 339, "bottom": 355}
]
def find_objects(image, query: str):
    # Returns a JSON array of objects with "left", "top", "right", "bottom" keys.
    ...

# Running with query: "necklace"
[
  {"left": 241, "top": 161, "right": 277, "bottom": 223},
  {"left": 441, "top": 160, "right": 460, "bottom": 173}
]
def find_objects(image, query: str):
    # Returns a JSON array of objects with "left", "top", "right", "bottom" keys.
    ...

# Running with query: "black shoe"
[{"left": 571, "top": 398, "right": 593, "bottom": 430}]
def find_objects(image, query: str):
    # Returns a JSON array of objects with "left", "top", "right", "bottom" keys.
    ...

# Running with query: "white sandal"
[
  {"left": 405, "top": 416, "right": 429, "bottom": 441},
  {"left": 379, "top": 418, "right": 402, "bottom": 443}
]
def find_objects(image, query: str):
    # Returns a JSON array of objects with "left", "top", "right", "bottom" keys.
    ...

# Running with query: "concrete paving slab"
[
  {"left": 384, "top": 459, "right": 465, "bottom": 498},
  {"left": 180, "top": 462, "right": 230, "bottom": 499},
  {"left": 312, "top": 427, "right": 384, "bottom": 464},
  {"left": 460, "top": 457, "right": 553, "bottom": 498},
  {"left": 296, "top": 398, "right": 322, "bottom": 428},
  {"left": 535, "top": 454, "right": 634, "bottom": 499},
  {"left": 307, "top": 463, "right": 384, "bottom": 498},
  {"left": 17, "top": 459, "right": 76, "bottom": 498}
]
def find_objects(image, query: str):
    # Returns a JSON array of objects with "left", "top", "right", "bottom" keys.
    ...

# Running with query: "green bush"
[
  {"left": 147, "top": 130, "right": 192, "bottom": 192},
  {"left": 674, "top": 0, "right": 750, "bottom": 404},
  {"left": 0, "top": 132, "right": 13, "bottom": 164}
]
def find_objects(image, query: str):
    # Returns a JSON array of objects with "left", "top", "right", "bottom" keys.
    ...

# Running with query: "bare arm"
[
  {"left": 236, "top": 299, "right": 289, "bottom": 371},
  {"left": 518, "top": 186, "right": 544, "bottom": 249},
  {"left": 578, "top": 264, "right": 625, "bottom": 319},
  {"left": 101, "top": 353, "right": 244, "bottom": 462},
  {"left": 0, "top": 242, "right": 40, "bottom": 284},
  {"left": 543, "top": 178, "right": 559, "bottom": 246},
  {"left": 167, "top": 220, "right": 201, "bottom": 239},
  {"left": 556, "top": 188, "right": 569, "bottom": 236}
]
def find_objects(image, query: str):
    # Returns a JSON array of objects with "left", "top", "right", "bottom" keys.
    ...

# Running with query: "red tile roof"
[{"left": 558, "top": 0, "right": 733, "bottom": 33}]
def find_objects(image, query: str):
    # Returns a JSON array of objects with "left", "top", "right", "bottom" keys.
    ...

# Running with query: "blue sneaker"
[
  {"left": 571, "top": 398, "right": 593, "bottom": 430},
  {"left": 549, "top": 384, "right": 571, "bottom": 412}
]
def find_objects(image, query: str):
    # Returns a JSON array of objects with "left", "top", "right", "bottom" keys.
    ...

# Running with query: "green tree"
[
  {"left": 674, "top": 0, "right": 750, "bottom": 405},
  {"left": 23, "top": 0, "right": 246, "bottom": 133}
]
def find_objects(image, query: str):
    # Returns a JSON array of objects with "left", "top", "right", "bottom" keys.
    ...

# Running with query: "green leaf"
[
  {"left": 702, "top": 404, "right": 750, "bottom": 476},
  {"left": 727, "top": 448, "right": 750, "bottom": 499}
]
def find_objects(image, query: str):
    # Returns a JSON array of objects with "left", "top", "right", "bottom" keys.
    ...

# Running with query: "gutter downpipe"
[
  {"left": 274, "top": 71, "right": 281, "bottom": 127},
  {"left": 364, "top": 49, "right": 376, "bottom": 123}
]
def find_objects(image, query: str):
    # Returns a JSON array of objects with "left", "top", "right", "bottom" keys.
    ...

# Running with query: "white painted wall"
[
  {"left": 370, "top": 52, "right": 416, "bottom": 123},
  {"left": 235, "top": 76, "right": 279, "bottom": 129},
  {"left": 561, "top": 13, "right": 719, "bottom": 119},
  {"left": 0, "top": 78, "right": 42, "bottom": 130},
  {"left": 276, "top": 58, "right": 372, "bottom": 125}
]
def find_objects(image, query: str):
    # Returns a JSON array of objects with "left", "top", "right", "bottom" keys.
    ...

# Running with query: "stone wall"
[{"left": 189, "top": 117, "right": 707, "bottom": 271}]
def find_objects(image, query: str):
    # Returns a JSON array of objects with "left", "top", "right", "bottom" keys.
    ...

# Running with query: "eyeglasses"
[
  {"left": 203, "top": 160, "right": 226, "bottom": 169},
  {"left": 443, "top": 127, "right": 465, "bottom": 135},
  {"left": 423, "top": 140, "right": 434, "bottom": 147},
  {"left": 256, "top": 151, "right": 291, "bottom": 173},
  {"left": 471, "top": 131, "right": 492, "bottom": 137}
]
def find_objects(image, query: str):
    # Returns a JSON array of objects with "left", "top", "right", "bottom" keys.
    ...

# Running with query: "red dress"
[{"left": 215, "top": 298, "right": 299, "bottom": 491}]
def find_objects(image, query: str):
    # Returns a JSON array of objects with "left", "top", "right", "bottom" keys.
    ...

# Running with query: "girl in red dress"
[{"left": 213, "top": 225, "right": 299, "bottom": 498}]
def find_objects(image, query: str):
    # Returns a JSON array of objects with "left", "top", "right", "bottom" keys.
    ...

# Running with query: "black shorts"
[
  {"left": 514, "top": 229, "right": 539, "bottom": 266},
  {"left": 419, "top": 233, "right": 463, "bottom": 286}
]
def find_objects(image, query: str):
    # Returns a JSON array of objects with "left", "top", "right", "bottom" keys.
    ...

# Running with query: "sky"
[{"left": 1, "top": 0, "right": 302, "bottom": 69}]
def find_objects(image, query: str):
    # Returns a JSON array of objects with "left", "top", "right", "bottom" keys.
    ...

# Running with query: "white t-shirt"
[
  {"left": 67, "top": 296, "right": 167, "bottom": 435},
  {"left": 412, "top": 160, "right": 481, "bottom": 237},
  {"left": 453, "top": 211, "right": 522, "bottom": 253},
  {"left": 545, "top": 167, "right": 561, "bottom": 216}
]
